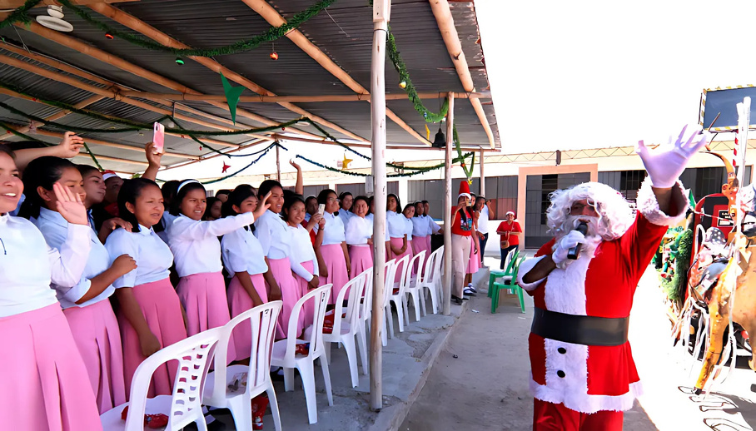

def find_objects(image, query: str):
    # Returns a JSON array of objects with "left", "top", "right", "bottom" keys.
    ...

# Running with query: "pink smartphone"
[{"left": 153, "top": 122, "right": 165, "bottom": 153}]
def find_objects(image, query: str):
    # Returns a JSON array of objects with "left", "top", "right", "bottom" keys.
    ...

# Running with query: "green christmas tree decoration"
[{"left": 221, "top": 72, "right": 245, "bottom": 125}]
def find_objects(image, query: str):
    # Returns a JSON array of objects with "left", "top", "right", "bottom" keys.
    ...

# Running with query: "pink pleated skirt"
[
  {"left": 319, "top": 243, "right": 349, "bottom": 304},
  {"left": 466, "top": 236, "right": 480, "bottom": 274},
  {"left": 349, "top": 244, "right": 373, "bottom": 277},
  {"left": 63, "top": 299, "right": 125, "bottom": 414},
  {"left": 293, "top": 260, "right": 316, "bottom": 328},
  {"left": 412, "top": 236, "right": 429, "bottom": 275},
  {"left": 426, "top": 235, "right": 432, "bottom": 253},
  {"left": 177, "top": 271, "right": 236, "bottom": 362},
  {"left": 228, "top": 273, "right": 268, "bottom": 361},
  {"left": 0, "top": 304, "right": 103, "bottom": 431},
  {"left": 389, "top": 237, "right": 412, "bottom": 282},
  {"left": 118, "top": 278, "right": 187, "bottom": 398},
  {"left": 268, "top": 257, "right": 305, "bottom": 340}
]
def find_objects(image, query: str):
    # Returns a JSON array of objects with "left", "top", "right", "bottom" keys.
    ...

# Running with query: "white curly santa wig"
[{"left": 546, "top": 182, "right": 635, "bottom": 241}]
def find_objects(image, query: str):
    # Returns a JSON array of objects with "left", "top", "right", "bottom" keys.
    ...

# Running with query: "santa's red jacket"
[{"left": 517, "top": 180, "right": 687, "bottom": 414}]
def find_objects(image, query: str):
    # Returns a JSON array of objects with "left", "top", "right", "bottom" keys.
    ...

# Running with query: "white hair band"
[{"left": 177, "top": 179, "right": 201, "bottom": 193}]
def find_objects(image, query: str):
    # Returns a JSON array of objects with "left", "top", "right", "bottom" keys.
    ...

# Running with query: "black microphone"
[{"left": 567, "top": 222, "right": 588, "bottom": 260}]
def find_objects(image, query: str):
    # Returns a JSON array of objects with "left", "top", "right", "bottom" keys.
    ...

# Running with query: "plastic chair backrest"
[
  {"left": 419, "top": 248, "right": 437, "bottom": 286},
  {"left": 383, "top": 258, "right": 398, "bottom": 306},
  {"left": 286, "top": 284, "right": 331, "bottom": 362},
  {"left": 405, "top": 250, "right": 426, "bottom": 289},
  {"left": 504, "top": 250, "right": 520, "bottom": 274},
  {"left": 331, "top": 274, "right": 365, "bottom": 337},
  {"left": 358, "top": 268, "right": 374, "bottom": 322},
  {"left": 125, "top": 328, "right": 222, "bottom": 431},
  {"left": 206, "top": 301, "right": 283, "bottom": 406},
  {"left": 393, "top": 254, "right": 411, "bottom": 295},
  {"left": 512, "top": 256, "right": 526, "bottom": 280},
  {"left": 433, "top": 246, "right": 445, "bottom": 280}
]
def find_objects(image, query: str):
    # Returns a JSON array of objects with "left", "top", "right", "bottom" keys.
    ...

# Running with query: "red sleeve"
[
  {"left": 535, "top": 239, "right": 555, "bottom": 257},
  {"left": 496, "top": 222, "right": 506, "bottom": 232},
  {"left": 619, "top": 212, "right": 668, "bottom": 283}
]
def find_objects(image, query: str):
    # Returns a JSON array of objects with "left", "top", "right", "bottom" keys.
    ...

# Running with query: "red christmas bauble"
[{"left": 270, "top": 52, "right": 279, "bottom": 60}]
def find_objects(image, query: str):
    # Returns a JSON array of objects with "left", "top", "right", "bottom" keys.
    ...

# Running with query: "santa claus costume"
[{"left": 517, "top": 126, "right": 708, "bottom": 430}]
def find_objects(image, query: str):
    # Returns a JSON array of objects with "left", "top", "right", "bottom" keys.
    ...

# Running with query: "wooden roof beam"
[
  {"left": 239, "top": 0, "right": 429, "bottom": 146},
  {"left": 31, "top": 129, "right": 198, "bottom": 159},
  {"left": 428, "top": 0, "right": 496, "bottom": 149},
  {"left": 0, "top": 94, "right": 104, "bottom": 140},
  {"left": 87, "top": 3, "right": 368, "bottom": 143},
  {"left": 115, "top": 90, "right": 491, "bottom": 103}
]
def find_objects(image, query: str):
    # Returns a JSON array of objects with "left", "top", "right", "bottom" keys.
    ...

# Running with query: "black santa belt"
[{"left": 531, "top": 307, "right": 629, "bottom": 347}]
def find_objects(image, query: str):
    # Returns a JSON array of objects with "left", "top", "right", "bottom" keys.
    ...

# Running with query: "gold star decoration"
[{"left": 343, "top": 154, "right": 353, "bottom": 170}]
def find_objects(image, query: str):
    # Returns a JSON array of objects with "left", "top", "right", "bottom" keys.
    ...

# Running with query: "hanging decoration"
[
  {"left": 222, "top": 161, "right": 231, "bottom": 173},
  {"left": 270, "top": 42, "right": 279, "bottom": 60},
  {"left": 342, "top": 154, "right": 353, "bottom": 170},
  {"left": 295, "top": 152, "right": 474, "bottom": 178},
  {"left": 425, "top": 124, "right": 431, "bottom": 141},
  {"left": 175, "top": 58, "right": 185, "bottom": 66},
  {"left": 399, "top": 80, "right": 406, "bottom": 89},
  {"left": 105, "top": 33, "right": 113, "bottom": 40},
  {"left": 220, "top": 72, "right": 245, "bottom": 125}
]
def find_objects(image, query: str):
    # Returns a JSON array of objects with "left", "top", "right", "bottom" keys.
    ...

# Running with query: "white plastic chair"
[
  {"left": 310, "top": 274, "right": 366, "bottom": 388},
  {"left": 405, "top": 250, "right": 427, "bottom": 322},
  {"left": 203, "top": 301, "right": 283, "bottom": 431},
  {"left": 419, "top": 248, "right": 441, "bottom": 315},
  {"left": 381, "top": 259, "right": 399, "bottom": 346},
  {"left": 271, "top": 284, "right": 333, "bottom": 424},
  {"left": 100, "top": 328, "right": 222, "bottom": 431},
  {"left": 388, "top": 253, "right": 412, "bottom": 333},
  {"left": 433, "top": 246, "right": 445, "bottom": 304},
  {"left": 355, "top": 268, "right": 373, "bottom": 376}
]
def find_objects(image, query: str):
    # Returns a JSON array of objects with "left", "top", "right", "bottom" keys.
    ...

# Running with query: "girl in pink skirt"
[
  {"left": 284, "top": 193, "right": 323, "bottom": 327},
  {"left": 254, "top": 180, "right": 304, "bottom": 339},
  {"left": 0, "top": 145, "right": 102, "bottom": 430},
  {"left": 314, "top": 189, "right": 351, "bottom": 305},
  {"left": 221, "top": 186, "right": 274, "bottom": 360},
  {"left": 165, "top": 180, "right": 269, "bottom": 362},
  {"left": 25, "top": 158, "right": 135, "bottom": 414},
  {"left": 345, "top": 196, "right": 374, "bottom": 277},
  {"left": 386, "top": 194, "right": 410, "bottom": 282},
  {"left": 104, "top": 178, "right": 188, "bottom": 398},
  {"left": 464, "top": 206, "right": 481, "bottom": 295},
  {"left": 411, "top": 201, "right": 431, "bottom": 276},
  {"left": 401, "top": 204, "right": 416, "bottom": 275}
]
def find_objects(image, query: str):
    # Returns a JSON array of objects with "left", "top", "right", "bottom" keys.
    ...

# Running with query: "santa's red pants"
[{"left": 533, "top": 399, "right": 623, "bottom": 430}]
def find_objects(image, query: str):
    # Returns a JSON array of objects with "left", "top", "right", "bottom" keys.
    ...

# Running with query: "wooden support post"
[
  {"left": 443, "top": 93, "right": 454, "bottom": 316},
  {"left": 276, "top": 145, "right": 281, "bottom": 182},
  {"left": 370, "top": 0, "right": 390, "bottom": 412},
  {"left": 479, "top": 148, "right": 485, "bottom": 196}
]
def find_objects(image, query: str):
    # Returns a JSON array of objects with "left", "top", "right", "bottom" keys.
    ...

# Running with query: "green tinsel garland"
[
  {"left": 201, "top": 142, "right": 285, "bottom": 185},
  {"left": 661, "top": 229, "right": 693, "bottom": 307},
  {"left": 295, "top": 152, "right": 473, "bottom": 178},
  {"left": 0, "top": 121, "right": 106, "bottom": 169},
  {"left": 0, "top": 0, "right": 40, "bottom": 30}
]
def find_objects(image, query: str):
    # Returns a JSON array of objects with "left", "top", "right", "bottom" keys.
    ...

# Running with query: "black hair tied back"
[{"left": 19, "top": 156, "right": 76, "bottom": 220}]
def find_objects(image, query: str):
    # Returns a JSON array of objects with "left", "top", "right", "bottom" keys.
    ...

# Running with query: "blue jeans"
[{"left": 500, "top": 245, "right": 519, "bottom": 269}]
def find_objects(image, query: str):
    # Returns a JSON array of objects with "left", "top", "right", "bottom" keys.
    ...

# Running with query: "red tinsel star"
[{"left": 222, "top": 162, "right": 231, "bottom": 173}]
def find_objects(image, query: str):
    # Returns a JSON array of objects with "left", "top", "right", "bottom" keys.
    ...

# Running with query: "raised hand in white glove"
[
  {"left": 552, "top": 229, "right": 587, "bottom": 267},
  {"left": 636, "top": 125, "right": 710, "bottom": 188}
]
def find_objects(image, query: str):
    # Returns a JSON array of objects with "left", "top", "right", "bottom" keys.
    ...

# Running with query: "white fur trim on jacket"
[
  {"left": 542, "top": 249, "right": 592, "bottom": 315},
  {"left": 637, "top": 178, "right": 688, "bottom": 227},
  {"left": 517, "top": 255, "right": 545, "bottom": 291},
  {"left": 530, "top": 375, "right": 644, "bottom": 413}
]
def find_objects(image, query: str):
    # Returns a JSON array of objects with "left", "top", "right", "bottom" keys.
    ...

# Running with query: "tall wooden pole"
[
  {"left": 276, "top": 145, "right": 281, "bottom": 182},
  {"left": 443, "top": 93, "right": 455, "bottom": 315},
  {"left": 479, "top": 148, "right": 485, "bottom": 196},
  {"left": 370, "top": 0, "right": 390, "bottom": 412}
]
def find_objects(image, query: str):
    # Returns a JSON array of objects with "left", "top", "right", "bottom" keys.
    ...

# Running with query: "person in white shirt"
[
  {"left": 423, "top": 200, "right": 443, "bottom": 251},
  {"left": 283, "top": 193, "right": 324, "bottom": 326},
  {"left": 345, "top": 195, "right": 374, "bottom": 277},
  {"left": 338, "top": 191, "right": 354, "bottom": 222},
  {"left": 254, "top": 180, "right": 305, "bottom": 339},
  {"left": 104, "top": 178, "right": 188, "bottom": 398},
  {"left": 0, "top": 145, "right": 102, "bottom": 430},
  {"left": 166, "top": 180, "right": 269, "bottom": 356},
  {"left": 221, "top": 186, "right": 273, "bottom": 360},
  {"left": 77, "top": 164, "right": 133, "bottom": 242},
  {"left": 315, "top": 189, "right": 351, "bottom": 304},
  {"left": 412, "top": 202, "right": 432, "bottom": 271},
  {"left": 387, "top": 194, "right": 410, "bottom": 282},
  {"left": 24, "top": 156, "right": 136, "bottom": 414},
  {"left": 401, "top": 204, "right": 418, "bottom": 276},
  {"left": 475, "top": 196, "right": 490, "bottom": 267}
]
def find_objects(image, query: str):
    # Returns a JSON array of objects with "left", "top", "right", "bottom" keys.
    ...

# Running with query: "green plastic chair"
[
  {"left": 488, "top": 250, "right": 519, "bottom": 298},
  {"left": 491, "top": 256, "right": 526, "bottom": 314}
]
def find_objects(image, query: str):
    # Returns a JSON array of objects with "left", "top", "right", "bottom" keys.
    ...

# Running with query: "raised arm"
[
  {"left": 141, "top": 142, "right": 162, "bottom": 181},
  {"left": 291, "top": 160, "right": 304, "bottom": 195},
  {"left": 13, "top": 132, "right": 83, "bottom": 172}
]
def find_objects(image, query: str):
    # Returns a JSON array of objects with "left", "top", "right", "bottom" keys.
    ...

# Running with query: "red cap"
[{"left": 458, "top": 180, "right": 471, "bottom": 199}]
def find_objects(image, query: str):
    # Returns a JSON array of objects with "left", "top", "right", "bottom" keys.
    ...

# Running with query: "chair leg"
[
  {"left": 284, "top": 367, "right": 295, "bottom": 392},
  {"left": 385, "top": 304, "right": 395, "bottom": 338},
  {"left": 491, "top": 285, "right": 498, "bottom": 314},
  {"left": 381, "top": 315, "right": 388, "bottom": 346},
  {"left": 357, "top": 326, "right": 369, "bottom": 375},
  {"left": 319, "top": 354, "right": 334, "bottom": 406},
  {"left": 342, "top": 335, "right": 359, "bottom": 388},
  {"left": 429, "top": 285, "right": 439, "bottom": 314},
  {"left": 266, "top": 384, "right": 283, "bottom": 431},
  {"left": 228, "top": 394, "right": 253, "bottom": 431},
  {"left": 412, "top": 291, "right": 422, "bottom": 321},
  {"left": 298, "top": 361, "right": 319, "bottom": 424},
  {"left": 402, "top": 295, "right": 410, "bottom": 326},
  {"left": 325, "top": 342, "right": 333, "bottom": 364},
  {"left": 393, "top": 299, "right": 405, "bottom": 332},
  {"left": 516, "top": 287, "right": 526, "bottom": 313},
  {"left": 419, "top": 288, "right": 427, "bottom": 317}
]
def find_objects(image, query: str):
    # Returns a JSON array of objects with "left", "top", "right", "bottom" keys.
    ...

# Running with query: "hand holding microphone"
[
  {"left": 567, "top": 222, "right": 588, "bottom": 260},
  {"left": 552, "top": 228, "right": 587, "bottom": 268}
]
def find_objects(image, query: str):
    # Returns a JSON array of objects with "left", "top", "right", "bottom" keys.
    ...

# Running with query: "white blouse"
[
  {"left": 338, "top": 208, "right": 352, "bottom": 223},
  {"left": 105, "top": 225, "right": 173, "bottom": 288},
  {"left": 221, "top": 226, "right": 268, "bottom": 277},
  {"left": 345, "top": 216, "right": 372, "bottom": 246},
  {"left": 403, "top": 216, "right": 414, "bottom": 241},
  {"left": 429, "top": 216, "right": 441, "bottom": 234},
  {"left": 412, "top": 215, "right": 430, "bottom": 238},
  {"left": 387, "top": 211, "right": 406, "bottom": 239},
  {"left": 365, "top": 213, "right": 390, "bottom": 242},
  {"left": 289, "top": 224, "right": 319, "bottom": 282},
  {"left": 166, "top": 212, "right": 255, "bottom": 277},
  {"left": 36, "top": 208, "right": 114, "bottom": 309},
  {"left": 0, "top": 213, "right": 91, "bottom": 317},
  {"left": 314, "top": 211, "right": 346, "bottom": 245},
  {"left": 254, "top": 210, "right": 292, "bottom": 259},
  {"left": 156, "top": 212, "right": 177, "bottom": 245}
]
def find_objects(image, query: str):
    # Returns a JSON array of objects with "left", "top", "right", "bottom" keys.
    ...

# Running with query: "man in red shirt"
[
  {"left": 517, "top": 126, "right": 708, "bottom": 430},
  {"left": 496, "top": 211, "right": 521, "bottom": 269}
]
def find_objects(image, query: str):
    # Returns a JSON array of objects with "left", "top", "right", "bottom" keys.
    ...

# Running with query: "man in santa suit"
[{"left": 517, "top": 126, "right": 709, "bottom": 430}]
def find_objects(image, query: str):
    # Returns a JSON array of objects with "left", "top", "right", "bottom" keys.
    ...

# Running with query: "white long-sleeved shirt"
[
  {"left": 412, "top": 215, "right": 431, "bottom": 238},
  {"left": 166, "top": 212, "right": 255, "bottom": 277},
  {"left": 477, "top": 206, "right": 489, "bottom": 234},
  {"left": 387, "top": 211, "right": 406, "bottom": 239},
  {"left": 345, "top": 215, "right": 372, "bottom": 246},
  {"left": 156, "top": 212, "right": 177, "bottom": 245},
  {"left": 403, "top": 215, "right": 414, "bottom": 241},
  {"left": 221, "top": 226, "right": 268, "bottom": 277},
  {"left": 366, "top": 213, "right": 390, "bottom": 242},
  {"left": 0, "top": 213, "right": 91, "bottom": 317},
  {"left": 36, "top": 208, "right": 114, "bottom": 309},
  {"left": 313, "top": 211, "right": 346, "bottom": 245},
  {"left": 289, "top": 224, "right": 319, "bottom": 282},
  {"left": 338, "top": 208, "right": 352, "bottom": 223},
  {"left": 105, "top": 225, "right": 173, "bottom": 288},
  {"left": 253, "top": 210, "right": 312, "bottom": 279},
  {"left": 429, "top": 216, "right": 442, "bottom": 234}
]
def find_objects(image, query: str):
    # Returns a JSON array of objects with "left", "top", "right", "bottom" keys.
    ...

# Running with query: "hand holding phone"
[
  {"left": 318, "top": 204, "right": 326, "bottom": 216},
  {"left": 153, "top": 122, "right": 165, "bottom": 153}
]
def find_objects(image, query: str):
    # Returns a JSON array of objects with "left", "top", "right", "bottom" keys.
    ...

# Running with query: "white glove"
[
  {"left": 552, "top": 230, "right": 586, "bottom": 267},
  {"left": 636, "top": 125, "right": 710, "bottom": 188}
]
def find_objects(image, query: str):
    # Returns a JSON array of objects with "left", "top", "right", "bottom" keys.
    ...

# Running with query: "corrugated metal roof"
[{"left": 0, "top": 0, "right": 500, "bottom": 173}]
